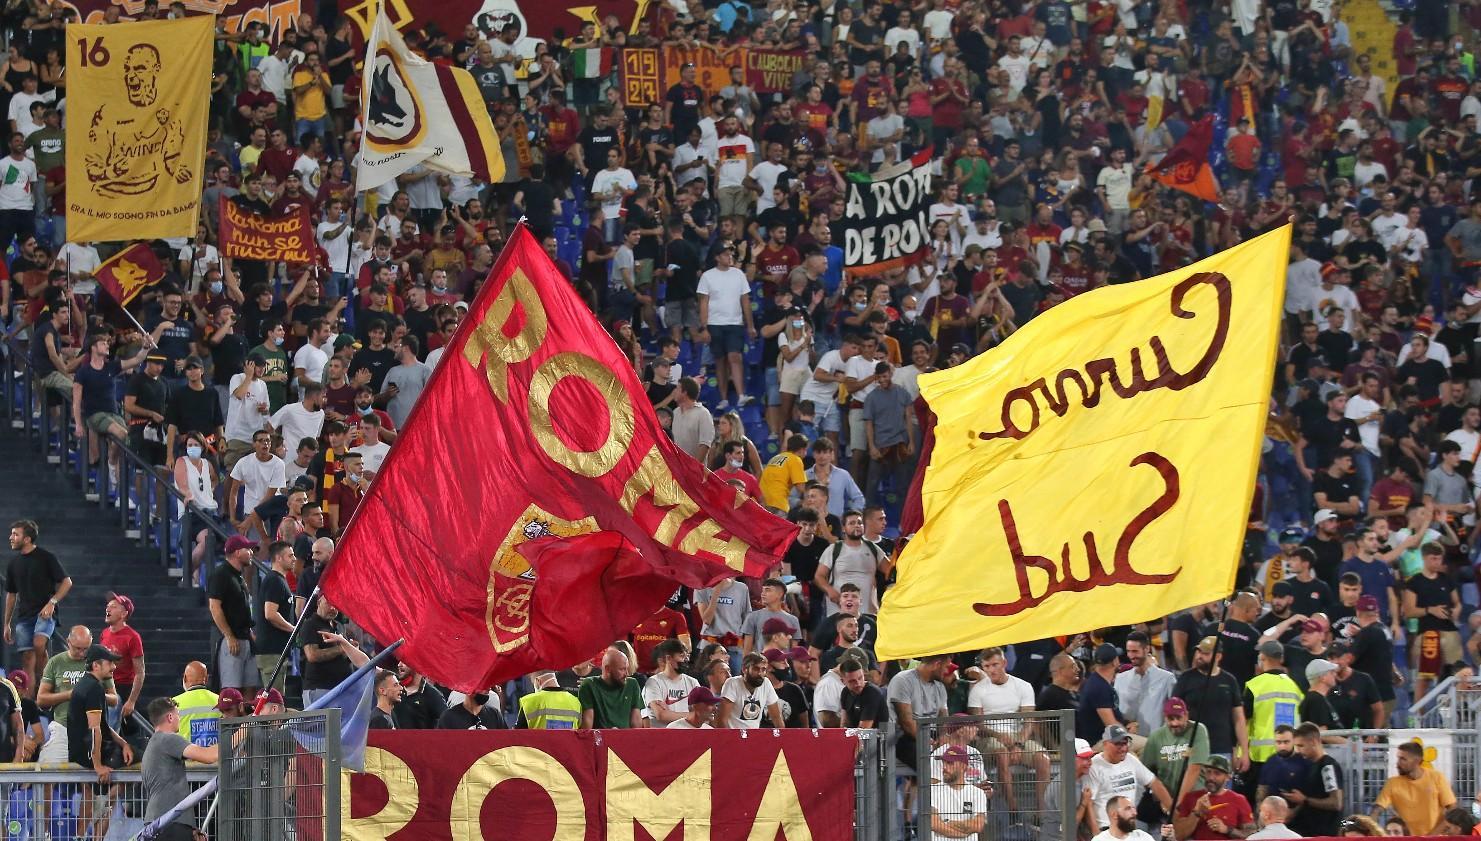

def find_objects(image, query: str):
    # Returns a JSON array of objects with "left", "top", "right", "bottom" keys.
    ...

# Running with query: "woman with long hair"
[
  {"left": 173, "top": 431, "right": 221, "bottom": 583},
  {"left": 710, "top": 411, "right": 763, "bottom": 474}
]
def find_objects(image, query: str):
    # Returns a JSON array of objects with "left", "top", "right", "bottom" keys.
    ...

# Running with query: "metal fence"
[
  {"left": 217, "top": 709, "right": 341, "bottom": 841},
  {"left": 910, "top": 710, "right": 1076, "bottom": 841},
  {"left": 856, "top": 728, "right": 891, "bottom": 841},
  {"left": 1326, "top": 728, "right": 1479, "bottom": 820},
  {"left": 0, "top": 765, "right": 216, "bottom": 840}
]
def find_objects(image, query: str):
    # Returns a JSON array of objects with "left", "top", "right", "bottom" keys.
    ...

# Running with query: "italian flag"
[{"left": 572, "top": 47, "right": 611, "bottom": 79}]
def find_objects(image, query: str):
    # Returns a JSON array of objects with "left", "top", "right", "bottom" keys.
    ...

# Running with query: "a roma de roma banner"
[
  {"left": 1148, "top": 115, "right": 1221, "bottom": 203},
  {"left": 65, "top": 16, "right": 211, "bottom": 242},
  {"left": 95, "top": 242, "right": 166, "bottom": 306},
  {"left": 322, "top": 224, "right": 797, "bottom": 692},
  {"left": 356, "top": 0, "right": 503, "bottom": 192},
  {"left": 876, "top": 225, "right": 1290, "bottom": 659},
  {"left": 840, "top": 146, "right": 934, "bottom": 274},
  {"left": 218, "top": 196, "right": 314, "bottom": 263},
  {"left": 345, "top": 730, "right": 857, "bottom": 840}
]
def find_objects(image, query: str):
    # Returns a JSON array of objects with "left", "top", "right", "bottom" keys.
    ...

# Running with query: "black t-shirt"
[
  {"left": 166, "top": 383, "right": 224, "bottom": 438},
  {"left": 437, "top": 703, "right": 508, "bottom": 729},
  {"left": 0, "top": 679, "right": 19, "bottom": 761},
  {"left": 665, "top": 83, "right": 703, "bottom": 138},
  {"left": 814, "top": 611, "right": 878, "bottom": 653},
  {"left": 1299, "top": 690, "right": 1339, "bottom": 730},
  {"left": 840, "top": 683, "right": 889, "bottom": 726},
  {"left": 783, "top": 537, "right": 828, "bottom": 592},
  {"left": 395, "top": 685, "right": 449, "bottom": 730},
  {"left": 1286, "top": 576, "right": 1335, "bottom": 618},
  {"left": 239, "top": 301, "right": 286, "bottom": 347},
  {"left": 775, "top": 680, "right": 811, "bottom": 727},
  {"left": 1288, "top": 755, "right": 1343, "bottom": 837},
  {"left": 1172, "top": 668, "right": 1243, "bottom": 754},
  {"left": 663, "top": 238, "right": 702, "bottom": 302},
  {"left": 1348, "top": 622, "right": 1396, "bottom": 702},
  {"left": 1312, "top": 471, "right": 1359, "bottom": 513},
  {"left": 1301, "top": 535, "right": 1345, "bottom": 591},
  {"left": 1075, "top": 671, "right": 1121, "bottom": 741},
  {"left": 349, "top": 346, "right": 396, "bottom": 392},
  {"left": 1407, "top": 571, "right": 1460, "bottom": 632},
  {"left": 1036, "top": 683, "right": 1078, "bottom": 712},
  {"left": 402, "top": 306, "right": 437, "bottom": 351},
  {"left": 1255, "top": 610, "right": 1301, "bottom": 645},
  {"left": 326, "top": 35, "right": 355, "bottom": 84},
  {"left": 66, "top": 673, "right": 115, "bottom": 768},
  {"left": 1331, "top": 670, "right": 1381, "bottom": 729},
  {"left": 5, "top": 548, "right": 67, "bottom": 621},
  {"left": 368, "top": 707, "right": 398, "bottom": 730},
  {"left": 74, "top": 359, "right": 122, "bottom": 417},
  {"left": 1218, "top": 620, "right": 1260, "bottom": 685},
  {"left": 254, "top": 570, "right": 295, "bottom": 654},
  {"left": 206, "top": 331, "right": 248, "bottom": 387},
  {"left": 848, "top": 20, "right": 882, "bottom": 65},
  {"left": 301, "top": 614, "right": 352, "bottom": 690},
  {"left": 207, "top": 561, "right": 253, "bottom": 639},
  {"left": 577, "top": 127, "right": 618, "bottom": 174},
  {"left": 124, "top": 372, "right": 168, "bottom": 427}
]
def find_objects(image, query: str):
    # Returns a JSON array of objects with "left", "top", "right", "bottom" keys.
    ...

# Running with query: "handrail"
[
  {"left": 0, "top": 765, "right": 215, "bottom": 782},
  {"left": 1409, "top": 675, "right": 1457, "bottom": 717}
]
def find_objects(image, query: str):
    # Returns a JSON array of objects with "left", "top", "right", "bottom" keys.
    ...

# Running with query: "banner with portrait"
[
  {"left": 218, "top": 197, "right": 315, "bottom": 263},
  {"left": 65, "top": 16, "right": 211, "bottom": 243}
]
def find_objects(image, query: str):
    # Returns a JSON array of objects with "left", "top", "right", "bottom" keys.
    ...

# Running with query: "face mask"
[
  {"left": 432, "top": 283, "right": 447, "bottom": 293},
  {"left": 186, "top": 445, "right": 203, "bottom": 459},
  {"left": 728, "top": 458, "right": 744, "bottom": 470},
  {"left": 790, "top": 319, "right": 805, "bottom": 329},
  {"left": 904, "top": 308, "right": 918, "bottom": 320},
  {"left": 209, "top": 281, "right": 223, "bottom": 295},
  {"left": 273, "top": 336, "right": 284, "bottom": 346},
  {"left": 854, "top": 301, "right": 867, "bottom": 311},
  {"left": 358, "top": 405, "right": 373, "bottom": 416},
  {"left": 470, "top": 692, "right": 490, "bottom": 706}
]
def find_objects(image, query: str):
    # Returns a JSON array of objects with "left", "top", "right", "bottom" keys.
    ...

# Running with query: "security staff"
[
  {"left": 1242, "top": 641, "right": 1303, "bottom": 800},
  {"left": 171, "top": 661, "right": 221, "bottom": 748},
  {"left": 516, "top": 671, "right": 583, "bottom": 730}
]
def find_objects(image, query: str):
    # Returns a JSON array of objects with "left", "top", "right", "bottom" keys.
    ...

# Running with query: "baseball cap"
[
  {"left": 1093, "top": 643, "right": 1120, "bottom": 665},
  {"left": 1305, "top": 658, "right": 1339, "bottom": 682},
  {"left": 685, "top": 686, "right": 721, "bottom": 706},
  {"left": 107, "top": 592, "right": 134, "bottom": 616},
  {"left": 761, "top": 618, "right": 792, "bottom": 637},
  {"left": 1313, "top": 509, "right": 1338, "bottom": 525},
  {"left": 764, "top": 648, "right": 789, "bottom": 664},
  {"left": 333, "top": 334, "right": 362, "bottom": 351},
  {"left": 1103, "top": 724, "right": 1131, "bottom": 744},
  {"left": 224, "top": 535, "right": 258, "bottom": 554},
  {"left": 1301, "top": 619, "right": 1327, "bottom": 633},
  {"left": 1075, "top": 738, "right": 1095, "bottom": 758},
  {"left": 6, "top": 670, "right": 28, "bottom": 690},
  {"left": 1163, "top": 697, "right": 1189, "bottom": 718},
  {"left": 1205, "top": 755, "right": 1233, "bottom": 774},
  {"left": 1278, "top": 526, "right": 1305, "bottom": 543},
  {"left": 257, "top": 688, "right": 285, "bottom": 706},
  {"left": 85, "top": 644, "right": 120, "bottom": 665},
  {"left": 1327, "top": 640, "right": 1353, "bottom": 659},
  {"left": 144, "top": 353, "right": 167, "bottom": 365},
  {"left": 217, "top": 688, "right": 245, "bottom": 711},
  {"left": 1258, "top": 640, "right": 1285, "bottom": 659},
  {"left": 1356, "top": 594, "right": 1380, "bottom": 612},
  {"left": 940, "top": 744, "right": 972, "bottom": 764},
  {"left": 787, "top": 646, "right": 815, "bottom": 662},
  {"left": 1272, "top": 581, "right": 1294, "bottom": 597},
  {"left": 183, "top": 355, "right": 205, "bottom": 369}
]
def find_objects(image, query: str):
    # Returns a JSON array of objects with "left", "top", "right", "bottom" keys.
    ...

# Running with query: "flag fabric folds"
[
  {"left": 322, "top": 225, "right": 797, "bottom": 692},
  {"left": 95, "top": 242, "right": 165, "bottom": 307},
  {"left": 355, "top": 2, "right": 504, "bottom": 192},
  {"left": 877, "top": 226, "right": 1290, "bottom": 659},
  {"left": 65, "top": 16, "right": 211, "bottom": 242},
  {"left": 572, "top": 47, "right": 612, "bottom": 79},
  {"left": 1147, "top": 115, "right": 1221, "bottom": 203}
]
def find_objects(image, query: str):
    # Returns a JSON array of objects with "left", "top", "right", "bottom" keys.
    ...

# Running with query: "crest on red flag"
[
  {"left": 1147, "top": 116, "right": 1221, "bottom": 203},
  {"left": 95, "top": 243, "right": 165, "bottom": 307}
]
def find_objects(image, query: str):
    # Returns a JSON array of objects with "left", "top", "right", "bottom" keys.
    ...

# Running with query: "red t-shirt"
[
  {"left": 929, "top": 79, "right": 966, "bottom": 128},
  {"left": 1227, "top": 133, "right": 1261, "bottom": 171},
  {"left": 755, "top": 245, "right": 800, "bottom": 282},
  {"left": 1176, "top": 789, "right": 1253, "bottom": 840},
  {"left": 324, "top": 481, "right": 363, "bottom": 533},
  {"left": 101, "top": 625, "right": 145, "bottom": 686},
  {"left": 795, "top": 102, "right": 834, "bottom": 144},
  {"left": 715, "top": 466, "right": 762, "bottom": 500},
  {"left": 629, "top": 607, "right": 689, "bottom": 672}
]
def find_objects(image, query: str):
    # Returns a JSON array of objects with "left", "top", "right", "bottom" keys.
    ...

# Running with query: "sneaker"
[
  {"left": 716, "top": 400, "right": 731, "bottom": 412},
  {"left": 738, "top": 394, "right": 757, "bottom": 408},
  {"left": 108, "top": 464, "right": 119, "bottom": 487}
]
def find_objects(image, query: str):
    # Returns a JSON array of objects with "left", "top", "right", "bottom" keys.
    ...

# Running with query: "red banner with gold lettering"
[
  {"left": 218, "top": 196, "right": 315, "bottom": 264},
  {"left": 322, "top": 224, "right": 797, "bottom": 692},
  {"left": 347, "top": 730, "right": 858, "bottom": 840}
]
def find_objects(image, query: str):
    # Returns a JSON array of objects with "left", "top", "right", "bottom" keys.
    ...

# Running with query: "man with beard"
[
  {"left": 1298, "top": 658, "right": 1341, "bottom": 732},
  {"left": 1254, "top": 582, "right": 1303, "bottom": 645},
  {"left": 1142, "top": 697, "right": 1211, "bottom": 806},
  {"left": 1172, "top": 755, "right": 1255, "bottom": 840},
  {"left": 1172, "top": 637, "right": 1248, "bottom": 769},
  {"left": 1326, "top": 640, "right": 1384, "bottom": 729},
  {"left": 764, "top": 649, "right": 810, "bottom": 727},
  {"left": 1093, "top": 795, "right": 1157, "bottom": 841},
  {"left": 931, "top": 746, "right": 989, "bottom": 841},
  {"left": 393, "top": 661, "right": 448, "bottom": 730},
  {"left": 1255, "top": 726, "right": 1310, "bottom": 804},
  {"left": 1037, "top": 653, "right": 1082, "bottom": 712},
  {"left": 1283, "top": 723, "right": 1343, "bottom": 837},
  {"left": 579, "top": 647, "right": 643, "bottom": 729},
  {"left": 1088, "top": 725, "right": 1173, "bottom": 832},
  {"left": 1116, "top": 631, "right": 1177, "bottom": 732},
  {"left": 720, "top": 653, "right": 784, "bottom": 729},
  {"left": 642, "top": 640, "right": 698, "bottom": 726}
]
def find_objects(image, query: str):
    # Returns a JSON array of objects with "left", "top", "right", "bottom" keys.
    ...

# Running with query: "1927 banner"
[
  {"left": 837, "top": 146, "right": 934, "bottom": 274},
  {"left": 618, "top": 44, "right": 737, "bottom": 106},
  {"left": 345, "top": 729, "right": 858, "bottom": 840},
  {"left": 65, "top": 16, "right": 211, "bottom": 242},
  {"left": 745, "top": 48, "right": 805, "bottom": 93},
  {"left": 219, "top": 196, "right": 314, "bottom": 263}
]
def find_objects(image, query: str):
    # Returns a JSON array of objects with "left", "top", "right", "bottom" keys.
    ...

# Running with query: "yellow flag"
[
  {"left": 876, "top": 225, "right": 1290, "bottom": 659},
  {"left": 66, "top": 16, "right": 211, "bottom": 242}
]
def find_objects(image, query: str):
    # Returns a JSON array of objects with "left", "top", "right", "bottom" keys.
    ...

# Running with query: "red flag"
[
  {"left": 1147, "top": 116, "right": 1221, "bottom": 203},
  {"left": 94, "top": 243, "right": 165, "bottom": 307},
  {"left": 322, "top": 224, "right": 797, "bottom": 692}
]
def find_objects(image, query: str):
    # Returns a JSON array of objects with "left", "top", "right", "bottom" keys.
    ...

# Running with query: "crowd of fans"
[{"left": 3, "top": 0, "right": 1481, "bottom": 834}]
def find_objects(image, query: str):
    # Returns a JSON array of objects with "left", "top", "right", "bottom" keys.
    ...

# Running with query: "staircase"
[
  {"left": 0, "top": 430, "right": 204, "bottom": 705},
  {"left": 1342, "top": 0, "right": 1400, "bottom": 104}
]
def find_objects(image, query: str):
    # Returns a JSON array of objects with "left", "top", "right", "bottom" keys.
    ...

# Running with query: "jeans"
[
  {"left": 1352, "top": 449, "right": 1377, "bottom": 510},
  {"left": 295, "top": 116, "right": 334, "bottom": 147}
]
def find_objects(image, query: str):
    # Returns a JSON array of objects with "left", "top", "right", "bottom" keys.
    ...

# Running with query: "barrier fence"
[
  {"left": 1326, "top": 727, "right": 1479, "bottom": 822},
  {"left": 0, "top": 766, "right": 216, "bottom": 840},
  {"left": 218, "top": 709, "right": 340, "bottom": 841}
]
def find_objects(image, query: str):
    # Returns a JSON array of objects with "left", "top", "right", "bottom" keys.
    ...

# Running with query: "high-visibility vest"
[
  {"left": 174, "top": 687, "right": 222, "bottom": 747},
  {"left": 1245, "top": 670, "right": 1302, "bottom": 763},
  {"left": 518, "top": 689, "right": 582, "bottom": 730}
]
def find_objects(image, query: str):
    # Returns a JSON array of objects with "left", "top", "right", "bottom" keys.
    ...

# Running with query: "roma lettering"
[
  {"left": 974, "top": 272, "right": 1233, "bottom": 442},
  {"left": 974, "top": 451, "right": 1182, "bottom": 617}
]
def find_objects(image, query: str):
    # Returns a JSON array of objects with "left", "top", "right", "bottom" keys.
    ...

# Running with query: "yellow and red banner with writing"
[
  {"left": 877, "top": 226, "right": 1290, "bottom": 658},
  {"left": 65, "top": 16, "right": 211, "bottom": 242},
  {"left": 218, "top": 196, "right": 315, "bottom": 263}
]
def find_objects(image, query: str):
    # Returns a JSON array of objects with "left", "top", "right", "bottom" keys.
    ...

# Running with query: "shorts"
[
  {"left": 13, "top": 614, "right": 56, "bottom": 649},
  {"left": 39, "top": 370, "right": 73, "bottom": 398},
  {"left": 717, "top": 185, "right": 750, "bottom": 219},
  {"left": 635, "top": 258, "right": 655, "bottom": 289},
  {"left": 86, "top": 411, "right": 126, "bottom": 436},
  {"left": 765, "top": 368, "right": 781, "bottom": 406},
  {"left": 222, "top": 439, "right": 253, "bottom": 473},
  {"left": 129, "top": 427, "right": 167, "bottom": 467},
  {"left": 780, "top": 366, "right": 809, "bottom": 395},
  {"left": 708, "top": 324, "right": 746, "bottom": 356},
  {"left": 664, "top": 299, "right": 701, "bottom": 331},
  {"left": 814, "top": 399, "right": 841, "bottom": 433},
  {"left": 217, "top": 635, "right": 259, "bottom": 690},
  {"left": 330, "top": 84, "right": 346, "bottom": 110},
  {"left": 1411, "top": 629, "right": 1464, "bottom": 676},
  {"left": 257, "top": 653, "right": 286, "bottom": 692},
  {"left": 848, "top": 405, "right": 866, "bottom": 451}
]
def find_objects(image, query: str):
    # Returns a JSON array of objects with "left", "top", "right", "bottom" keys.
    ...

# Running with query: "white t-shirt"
[
  {"left": 1086, "top": 753, "right": 1156, "bottom": 828},
  {"left": 885, "top": 25, "right": 923, "bottom": 57},
  {"left": 813, "top": 669, "right": 844, "bottom": 721},
  {"left": 931, "top": 782, "right": 991, "bottom": 841},
  {"left": 225, "top": 374, "right": 271, "bottom": 443},
  {"left": 923, "top": 9, "right": 955, "bottom": 39},
  {"left": 1445, "top": 427, "right": 1481, "bottom": 463},
  {"left": 352, "top": 440, "right": 391, "bottom": 474},
  {"left": 720, "top": 675, "right": 779, "bottom": 728},
  {"left": 666, "top": 718, "right": 713, "bottom": 729},
  {"left": 930, "top": 743, "right": 989, "bottom": 785},
  {"left": 293, "top": 342, "right": 330, "bottom": 388},
  {"left": 1346, "top": 394, "right": 1383, "bottom": 456},
  {"left": 1308, "top": 282, "right": 1360, "bottom": 328},
  {"left": 966, "top": 675, "right": 1035, "bottom": 715},
  {"left": 996, "top": 53, "right": 1031, "bottom": 95},
  {"left": 800, "top": 349, "right": 847, "bottom": 405},
  {"left": 60, "top": 243, "right": 103, "bottom": 282},
  {"left": 1096, "top": 163, "right": 1135, "bottom": 210},
  {"left": 641, "top": 672, "right": 699, "bottom": 715},
  {"left": 317, "top": 219, "right": 351, "bottom": 269},
  {"left": 269, "top": 402, "right": 326, "bottom": 452},
  {"left": 8, "top": 91, "right": 54, "bottom": 138},
  {"left": 714, "top": 134, "right": 756, "bottom": 188},
  {"left": 293, "top": 154, "right": 322, "bottom": 192},
  {"left": 748, "top": 160, "right": 788, "bottom": 212},
  {"left": 591, "top": 166, "right": 637, "bottom": 220},
  {"left": 229, "top": 454, "right": 286, "bottom": 507},
  {"left": 697, "top": 267, "right": 750, "bottom": 325},
  {"left": 0, "top": 156, "right": 37, "bottom": 210},
  {"left": 844, "top": 353, "right": 880, "bottom": 403},
  {"left": 1092, "top": 830, "right": 1156, "bottom": 841},
  {"left": 1285, "top": 257, "right": 1322, "bottom": 316}
]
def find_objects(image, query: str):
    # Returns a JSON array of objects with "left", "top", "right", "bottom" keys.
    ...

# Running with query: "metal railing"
[
  {"left": 0, "top": 765, "right": 216, "bottom": 839},
  {"left": 218, "top": 709, "right": 340, "bottom": 841},
  {"left": 910, "top": 710, "right": 1076, "bottom": 841},
  {"left": 1326, "top": 728, "right": 1479, "bottom": 819},
  {"left": 1408, "top": 676, "right": 1481, "bottom": 730}
]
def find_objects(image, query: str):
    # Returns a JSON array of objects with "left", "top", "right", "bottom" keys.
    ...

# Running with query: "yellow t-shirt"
[
  {"left": 1375, "top": 767, "right": 1456, "bottom": 835},
  {"left": 292, "top": 68, "right": 328, "bottom": 121},
  {"left": 758, "top": 451, "right": 805, "bottom": 511}
]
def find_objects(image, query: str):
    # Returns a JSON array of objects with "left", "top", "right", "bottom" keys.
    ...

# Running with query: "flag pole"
[
  {"left": 133, "top": 639, "right": 405, "bottom": 841},
  {"left": 252, "top": 583, "right": 322, "bottom": 715}
]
